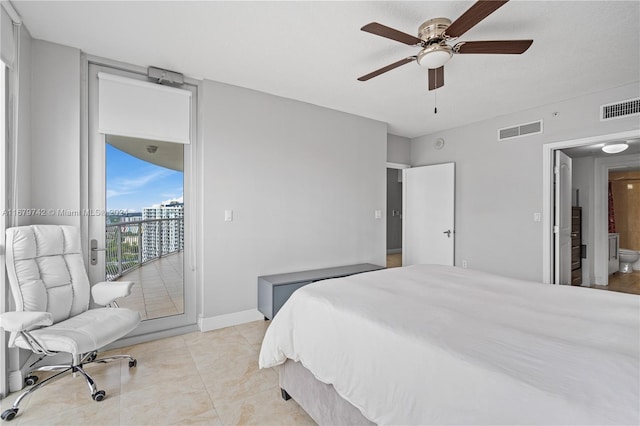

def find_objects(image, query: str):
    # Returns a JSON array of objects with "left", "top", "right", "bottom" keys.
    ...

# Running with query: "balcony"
[{"left": 105, "top": 217, "right": 184, "bottom": 320}]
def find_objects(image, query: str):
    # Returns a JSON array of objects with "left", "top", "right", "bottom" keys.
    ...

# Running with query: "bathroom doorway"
[
  {"left": 550, "top": 135, "right": 640, "bottom": 294},
  {"left": 542, "top": 129, "right": 640, "bottom": 286},
  {"left": 604, "top": 168, "right": 640, "bottom": 294}
]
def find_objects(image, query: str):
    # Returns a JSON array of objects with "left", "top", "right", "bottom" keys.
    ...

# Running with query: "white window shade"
[{"left": 98, "top": 72, "right": 191, "bottom": 144}]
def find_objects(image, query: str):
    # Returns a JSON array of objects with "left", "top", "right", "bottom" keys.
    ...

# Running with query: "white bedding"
[{"left": 259, "top": 265, "right": 640, "bottom": 425}]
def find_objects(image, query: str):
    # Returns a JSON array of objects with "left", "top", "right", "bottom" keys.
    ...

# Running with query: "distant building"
[
  {"left": 142, "top": 201, "right": 184, "bottom": 260},
  {"left": 107, "top": 211, "right": 142, "bottom": 224}
]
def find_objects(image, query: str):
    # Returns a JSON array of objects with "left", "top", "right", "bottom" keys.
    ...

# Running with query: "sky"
[{"left": 106, "top": 144, "right": 183, "bottom": 213}]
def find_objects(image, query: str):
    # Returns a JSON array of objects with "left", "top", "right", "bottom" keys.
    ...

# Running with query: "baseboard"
[
  {"left": 199, "top": 309, "right": 264, "bottom": 332},
  {"left": 8, "top": 370, "right": 23, "bottom": 393},
  {"left": 9, "top": 352, "right": 59, "bottom": 393},
  {"left": 387, "top": 248, "right": 402, "bottom": 255}
]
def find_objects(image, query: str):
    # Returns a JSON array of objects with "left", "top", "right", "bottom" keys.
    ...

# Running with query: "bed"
[{"left": 258, "top": 264, "right": 640, "bottom": 425}]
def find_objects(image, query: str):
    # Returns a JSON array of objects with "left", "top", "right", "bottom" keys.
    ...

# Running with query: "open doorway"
[
  {"left": 386, "top": 163, "right": 409, "bottom": 268},
  {"left": 86, "top": 60, "right": 197, "bottom": 340},
  {"left": 544, "top": 130, "right": 640, "bottom": 294},
  {"left": 386, "top": 167, "right": 402, "bottom": 267},
  {"left": 105, "top": 137, "right": 185, "bottom": 320}
]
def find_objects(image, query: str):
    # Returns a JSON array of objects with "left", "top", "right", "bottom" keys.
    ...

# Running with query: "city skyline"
[{"left": 106, "top": 144, "right": 183, "bottom": 213}]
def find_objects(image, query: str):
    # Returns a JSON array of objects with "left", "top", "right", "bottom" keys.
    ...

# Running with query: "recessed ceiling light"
[{"left": 602, "top": 143, "right": 629, "bottom": 154}]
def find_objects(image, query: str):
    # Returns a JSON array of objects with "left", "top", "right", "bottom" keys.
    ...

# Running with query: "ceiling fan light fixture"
[
  {"left": 601, "top": 142, "right": 629, "bottom": 154},
  {"left": 417, "top": 44, "right": 453, "bottom": 69}
]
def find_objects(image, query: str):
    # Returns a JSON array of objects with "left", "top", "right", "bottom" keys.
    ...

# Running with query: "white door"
[
  {"left": 87, "top": 62, "right": 197, "bottom": 337},
  {"left": 554, "top": 150, "right": 572, "bottom": 285},
  {"left": 402, "top": 163, "right": 455, "bottom": 266}
]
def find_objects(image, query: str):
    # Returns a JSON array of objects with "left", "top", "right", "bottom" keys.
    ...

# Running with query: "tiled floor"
[
  {"left": 116, "top": 253, "right": 184, "bottom": 321},
  {"left": 1, "top": 321, "right": 315, "bottom": 425}
]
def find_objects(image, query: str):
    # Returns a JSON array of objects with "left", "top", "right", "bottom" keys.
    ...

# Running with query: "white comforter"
[{"left": 259, "top": 265, "right": 640, "bottom": 425}]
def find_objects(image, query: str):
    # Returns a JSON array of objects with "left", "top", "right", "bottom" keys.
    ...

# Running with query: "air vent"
[
  {"left": 498, "top": 120, "right": 543, "bottom": 141},
  {"left": 600, "top": 98, "right": 640, "bottom": 121}
]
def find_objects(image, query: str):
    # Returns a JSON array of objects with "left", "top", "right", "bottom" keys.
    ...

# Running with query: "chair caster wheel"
[
  {"left": 1, "top": 408, "right": 18, "bottom": 421},
  {"left": 128, "top": 359, "right": 137, "bottom": 368},
  {"left": 92, "top": 390, "right": 106, "bottom": 401},
  {"left": 24, "top": 375, "right": 38, "bottom": 386}
]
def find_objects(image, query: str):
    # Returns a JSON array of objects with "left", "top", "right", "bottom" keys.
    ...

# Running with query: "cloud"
[
  {"left": 162, "top": 195, "right": 183, "bottom": 205},
  {"left": 107, "top": 169, "right": 174, "bottom": 199}
]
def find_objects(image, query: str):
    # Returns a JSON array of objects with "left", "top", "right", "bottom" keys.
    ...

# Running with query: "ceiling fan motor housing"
[
  {"left": 418, "top": 18, "right": 452, "bottom": 43},
  {"left": 417, "top": 18, "right": 453, "bottom": 68}
]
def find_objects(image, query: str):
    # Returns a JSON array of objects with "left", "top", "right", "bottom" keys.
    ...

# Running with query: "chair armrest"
[
  {"left": 92, "top": 281, "right": 135, "bottom": 306},
  {"left": 0, "top": 311, "right": 53, "bottom": 332}
]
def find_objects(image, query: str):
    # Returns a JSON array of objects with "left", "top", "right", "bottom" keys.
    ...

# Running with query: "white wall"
[
  {"left": 200, "top": 80, "right": 387, "bottom": 322},
  {"left": 29, "top": 40, "right": 81, "bottom": 226},
  {"left": 387, "top": 133, "right": 410, "bottom": 164},
  {"left": 411, "top": 82, "right": 640, "bottom": 282}
]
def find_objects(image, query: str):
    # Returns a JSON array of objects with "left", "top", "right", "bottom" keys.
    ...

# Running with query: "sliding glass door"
[{"left": 86, "top": 61, "right": 197, "bottom": 337}]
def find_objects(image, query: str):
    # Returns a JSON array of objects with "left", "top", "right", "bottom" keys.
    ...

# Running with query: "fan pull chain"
[{"left": 434, "top": 89, "right": 438, "bottom": 114}]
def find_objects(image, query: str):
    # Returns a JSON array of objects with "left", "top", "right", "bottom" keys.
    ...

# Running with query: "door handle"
[
  {"left": 443, "top": 230, "right": 452, "bottom": 238},
  {"left": 90, "top": 239, "right": 105, "bottom": 266}
]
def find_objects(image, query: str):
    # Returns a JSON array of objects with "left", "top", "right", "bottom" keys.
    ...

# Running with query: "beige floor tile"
[
  {"left": 119, "top": 336, "right": 186, "bottom": 359},
  {"left": 5, "top": 364, "right": 122, "bottom": 423},
  {"left": 188, "top": 338, "right": 258, "bottom": 372},
  {"left": 200, "top": 353, "right": 278, "bottom": 401},
  {"left": 120, "top": 379, "right": 221, "bottom": 426},
  {"left": 213, "top": 387, "right": 316, "bottom": 426},
  {"left": 2, "top": 322, "right": 318, "bottom": 425},
  {"left": 120, "top": 348, "right": 200, "bottom": 395},
  {"left": 183, "top": 326, "right": 243, "bottom": 346},
  {"left": 235, "top": 320, "right": 270, "bottom": 345},
  {"left": 17, "top": 395, "right": 121, "bottom": 426}
]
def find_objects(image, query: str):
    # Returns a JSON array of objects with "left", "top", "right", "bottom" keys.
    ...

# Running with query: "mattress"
[{"left": 259, "top": 264, "right": 640, "bottom": 425}]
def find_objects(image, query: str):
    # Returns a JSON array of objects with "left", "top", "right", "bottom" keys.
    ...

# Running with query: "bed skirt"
[{"left": 279, "top": 359, "right": 375, "bottom": 425}]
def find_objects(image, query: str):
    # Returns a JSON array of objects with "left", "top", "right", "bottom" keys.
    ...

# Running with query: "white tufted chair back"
[{"left": 5, "top": 225, "right": 91, "bottom": 324}]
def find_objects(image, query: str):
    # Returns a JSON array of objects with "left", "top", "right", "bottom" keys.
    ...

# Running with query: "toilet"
[{"left": 619, "top": 249, "right": 640, "bottom": 273}]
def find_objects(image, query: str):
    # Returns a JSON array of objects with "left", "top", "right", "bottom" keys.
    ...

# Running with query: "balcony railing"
[{"left": 105, "top": 217, "right": 184, "bottom": 281}]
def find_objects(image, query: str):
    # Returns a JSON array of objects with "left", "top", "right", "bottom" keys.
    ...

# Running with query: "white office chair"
[{"left": 0, "top": 225, "right": 141, "bottom": 421}]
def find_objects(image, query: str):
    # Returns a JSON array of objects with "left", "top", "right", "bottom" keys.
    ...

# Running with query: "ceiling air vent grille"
[
  {"left": 600, "top": 98, "right": 640, "bottom": 121},
  {"left": 498, "top": 120, "right": 543, "bottom": 141}
]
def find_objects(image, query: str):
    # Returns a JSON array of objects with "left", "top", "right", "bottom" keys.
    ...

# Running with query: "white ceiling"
[{"left": 12, "top": 0, "right": 640, "bottom": 138}]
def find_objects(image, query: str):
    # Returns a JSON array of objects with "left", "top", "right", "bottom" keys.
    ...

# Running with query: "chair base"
[{"left": 1, "top": 351, "right": 137, "bottom": 422}]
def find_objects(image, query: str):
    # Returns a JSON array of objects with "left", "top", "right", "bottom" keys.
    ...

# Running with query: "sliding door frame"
[{"left": 81, "top": 54, "right": 201, "bottom": 345}]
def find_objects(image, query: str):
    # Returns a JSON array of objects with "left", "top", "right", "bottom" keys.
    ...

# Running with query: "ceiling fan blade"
[
  {"left": 455, "top": 40, "right": 533, "bottom": 54},
  {"left": 358, "top": 57, "right": 416, "bottom": 81},
  {"left": 445, "top": 0, "right": 510, "bottom": 38},
  {"left": 428, "top": 66, "right": 444, "bottom": 91},
  {"left": 361, "top": 22, "right": 423, "bottom": 46}
]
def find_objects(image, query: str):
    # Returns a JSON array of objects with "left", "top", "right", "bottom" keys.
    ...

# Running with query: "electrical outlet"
[{"left": 462, "top": 260, "right": 468, "bottom": 268}]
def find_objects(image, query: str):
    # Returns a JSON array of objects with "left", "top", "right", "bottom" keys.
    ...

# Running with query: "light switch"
[
  {"left": 224, "top": 210, "right": 233, "bottom": 222},
  {"left": 375, "top": 210, "right": 382, "bottom": 219},
  {"left": 533, "top": 212, "right": 541, "bottom": 222}
]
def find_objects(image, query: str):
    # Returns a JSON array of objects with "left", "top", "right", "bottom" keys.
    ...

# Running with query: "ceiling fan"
[{"left": 358, "top": 0, "right": 533, "bottom": 90}]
